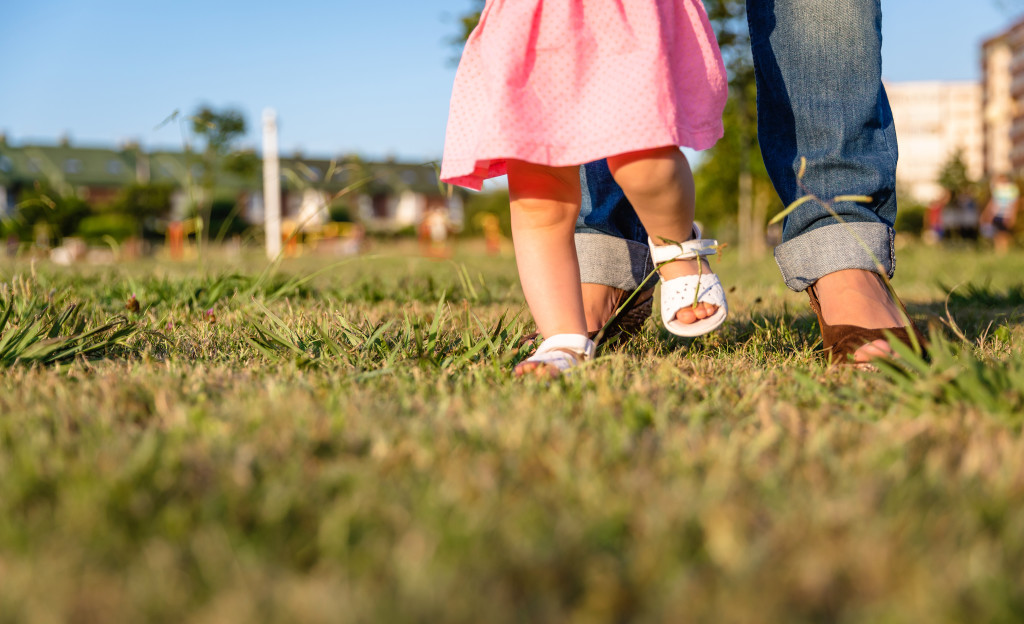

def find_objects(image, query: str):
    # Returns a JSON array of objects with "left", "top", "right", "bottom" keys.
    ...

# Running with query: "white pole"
[{"left": 262, "top": 108, "right": 282, "bottom": 260}]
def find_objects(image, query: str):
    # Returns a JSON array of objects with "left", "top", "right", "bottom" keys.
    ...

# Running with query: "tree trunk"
[{"left": 738, "top": 170, "right": 753, "bottom": 259}]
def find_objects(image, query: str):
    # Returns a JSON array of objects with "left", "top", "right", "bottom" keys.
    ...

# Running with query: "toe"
[
  {"left": 675, "top": 303, "right": 718, "bottom": 324},
  {"left": 695, "top": 303, "right": 717, "bottom": 320},
  {"left": 514, "top": 361, "right": 560, "bottom": 379},
  {"left": 853, "top": 339, "right": 893, "bottom": 363},
  {"left": 675, "top": 306, "right": 698, "bottom": 324}
]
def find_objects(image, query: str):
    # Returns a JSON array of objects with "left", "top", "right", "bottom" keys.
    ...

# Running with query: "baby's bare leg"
[
  {"left": 507, "top": 160, "right": 588, "bottom": 341},
  {"left": 606, "top": 147, "right": 717, "bottom": 323}
]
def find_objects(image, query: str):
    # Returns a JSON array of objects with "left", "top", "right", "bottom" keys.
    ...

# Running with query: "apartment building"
[
  {"left": 885, "top": 81, "right": 983, "bottom": 202},
  {"left": 982, "top": 31, "right": 1014, "bottom": 177}
]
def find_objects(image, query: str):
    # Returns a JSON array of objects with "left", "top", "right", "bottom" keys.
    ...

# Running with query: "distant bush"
[
  {"left": 208, "top": 196, "right": 248, "bottom": 240},
  {"left": 329, "top": 201, "right": 353, "bottom": 223},
  {"left": 895, "top": 203, "right": 927, "bottom": 236},
  {"left": 76, "top": 214, "right": 137, "bottom": 243},
  {"left": 105, "top": 182, "right": 175, "bottom": 240},
  {"left": 110, "top": 182, "right": 174, "bottom": 219},
  {"left": 10, "top": 184, "right": 92, "bottom": 243},
  {"left": 462, "top": 189, "right": 510, "bottom": 237}
]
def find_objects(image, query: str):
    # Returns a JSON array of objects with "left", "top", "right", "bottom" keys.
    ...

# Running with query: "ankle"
[
  {"left": 812, "top": 270, "right": 903, "bottom": 328},
  {"left": 580, "top": 283, "right": 622, "bottom": 331}
]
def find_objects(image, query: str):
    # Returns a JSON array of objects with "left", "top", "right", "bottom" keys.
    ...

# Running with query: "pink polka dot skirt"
[{"left": 440, "top": 0, "right": 727, "bottom": 190}]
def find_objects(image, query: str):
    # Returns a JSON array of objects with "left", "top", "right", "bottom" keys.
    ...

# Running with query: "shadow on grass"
[
  {"left": 650, "top": 283, "right": 1023, "bottom": 361},
  {"left": 912, "top": 282, "right": 1024, "bottom": 342}
]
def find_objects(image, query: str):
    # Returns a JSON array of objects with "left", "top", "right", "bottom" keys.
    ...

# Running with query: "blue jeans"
[{"left": 574, "top": 0, "right": 898, "bottom": 292}]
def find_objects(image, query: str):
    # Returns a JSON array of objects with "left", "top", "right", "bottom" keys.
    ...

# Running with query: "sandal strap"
[
  {"left": 520, "top": 334, "right": 595, "bottom": 374},
  {"left": 534, "top": 333, "right": 595, "bottom": 360},
  {"left": 645, "top": 225, "right": 729, "bottom": 338},
  {"left": 807, "top": 283, "right": 928, "bottom": 365},
  {"left": 825, "top": 325, "right": 919, "bottom": 364},
  {"left": 660, "top": 274, "right": 728, "bottom": 312},
  {"left": 648, "top": 236, "right": 719, "bottom": 265},
  {"left": 658, "top": 273, "right": 728, "bottom": 337}
]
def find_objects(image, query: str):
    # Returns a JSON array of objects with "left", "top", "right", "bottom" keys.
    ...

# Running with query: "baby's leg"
[
  {"left": 506, "top": 160, "right": 588, "bottom": 341},
  {"left": 606, "top": 147, "right": 717, "bottom": 324}
]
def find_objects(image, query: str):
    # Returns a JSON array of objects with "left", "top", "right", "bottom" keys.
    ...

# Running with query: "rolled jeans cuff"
[
  {"left": 574, "top": 232, "right": 656, "bottom": 292},
  {"left": 774, "top": 222, "right": 895, "bottom": 292}
]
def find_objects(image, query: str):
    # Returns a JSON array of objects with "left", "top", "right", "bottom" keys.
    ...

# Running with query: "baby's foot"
[
  {"left": 651, "top": 236, "right": 719, "bottom": 325},
  {"left": 514, "top": 334, "right": 594, "bottom": 378},
  {"left": 513, "top": 350, "right": 578, "bottom": 379}
]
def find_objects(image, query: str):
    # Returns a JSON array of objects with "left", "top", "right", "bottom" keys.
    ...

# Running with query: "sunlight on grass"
[{"left": 0, "top": 241, "right": 1022, "bottom": 622}]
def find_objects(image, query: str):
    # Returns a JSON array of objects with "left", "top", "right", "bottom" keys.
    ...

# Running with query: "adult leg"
[{"left": 748, "top": 0, "right": 908, "bottom": 362}]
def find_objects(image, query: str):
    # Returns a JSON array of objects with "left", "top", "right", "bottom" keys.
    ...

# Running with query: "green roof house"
[{"left": 0, "top": 138, "right": 466, "bottom": 231}]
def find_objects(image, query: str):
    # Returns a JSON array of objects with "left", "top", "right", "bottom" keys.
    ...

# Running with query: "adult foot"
[
  {"left": 811, "top": 269, "right": 909, "bottom": 363},
  {"left": 581, "top": 283, "right": 654, "bottom": 337}
]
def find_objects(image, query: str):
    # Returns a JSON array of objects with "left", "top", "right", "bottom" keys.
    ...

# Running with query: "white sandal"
[
  {"left": 516, "top": 333, "right": 595, "bottom": 376},
  {"left": 648, "top": 226, "right": 728, "bottom": 337}
]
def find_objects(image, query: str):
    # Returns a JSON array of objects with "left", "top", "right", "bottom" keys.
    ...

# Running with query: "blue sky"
[{"left": 0, "top": 0, "right": 1021, "bottom": 163}]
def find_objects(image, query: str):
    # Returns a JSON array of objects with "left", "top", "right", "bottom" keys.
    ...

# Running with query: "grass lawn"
[{"left": 1, "top": 239, "right": 1023, "bottom": 623}]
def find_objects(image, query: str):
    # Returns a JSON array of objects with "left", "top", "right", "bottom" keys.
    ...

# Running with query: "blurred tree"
[
  {"left": 449, "top": 0, "right": 485, "bottom": 64},
  {"left": 106, "top": 181, "right": 176, "bottom": 240},
  {"left": 185, "top": 105, "right": 250, "bottom": 245},
  {"left": 75, "top": 214, "right": 137, "bottom": 244},
  {"left": 223, "top": 149, "right": 260, "bottom": 179},
  {"left": 191, "top": 107, "right": 246, "bottom": 155},
  {"left": 110, "top": 182, "right": 175, "bottom": 220},
  {"left": 695, "top": 1, "right": 776, "bottom": 256},
  {"left": 937, "top": 149, "right": 974, "bottom": 196}
]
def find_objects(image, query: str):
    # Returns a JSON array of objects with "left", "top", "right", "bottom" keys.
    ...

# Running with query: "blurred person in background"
[
  {"left": 420, "top": 206, "right": 453, "bottom": 258},
  {"left": 925, "top": 189, "right": 950, "bottom": 245},
  {"left": 952, "top": 190, "right": 979, "bottom": 241},
  {"left": 981, "top": 173, "right": 1018, "bottom": 254}
]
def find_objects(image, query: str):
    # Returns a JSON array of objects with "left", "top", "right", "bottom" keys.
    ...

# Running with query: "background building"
[
  {"left": 982, "top": 31, "right": 1015, "bottom": 178},
  {"left": 885, "top": 81, "right": 983, "bottom": 203},
  {"left": 0, "top": 139, "right": 464, "bottom": 242}
]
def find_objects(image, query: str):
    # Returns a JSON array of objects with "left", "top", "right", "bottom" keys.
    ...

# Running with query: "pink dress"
[{"left": 440, "top": 0, "right": 727, "bottom": 191}]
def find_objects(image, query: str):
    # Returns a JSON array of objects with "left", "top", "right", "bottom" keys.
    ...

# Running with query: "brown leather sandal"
[
  {"left": 592, "top": 286, "right": 654, "bottom": 344},
  {"left": 806, "top": 280, "right": 927, "bottom": 366}
]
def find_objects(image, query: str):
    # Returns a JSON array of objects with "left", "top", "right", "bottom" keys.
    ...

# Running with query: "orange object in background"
[
  {"left": 282, "top": 220, "right": 300, "bottom": 257},
  {"left": 419, "top": 208, "right": 453, "bottom": 258},
  {"left": 480, "top": 213, "right": 502, "bottom": 255},
  {"left": 167, "top": 221, "right": 185, "bottom": 261}
]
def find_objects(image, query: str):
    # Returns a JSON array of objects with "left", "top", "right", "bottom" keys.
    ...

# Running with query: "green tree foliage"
[
  {"left": 185, "top": 105, "right": 250, "bottom": 243},
  {"left": 694, "top": 94, "right": 774, "bottom": 232},
  {"left": 75, "top": 214, "right": 138, "bottom": 244},
  {"left": 223, "top": 149, "right": 260, "bottom": 179},
  {"left": 6, "top": 182, "right": 91, "bottom": 243},
  {"left": 110, "top": 182, "right": 175, "bottom": 221},
  {"left": 449, "top": 0, "right": 485, "bottom": 64},
  {"left": 693, "top": 1, "right": 777, "bottom": 232},
  {"left": 191, "top": 107, "right": 247, "bottom": 155},
  {"left": 937, "top": 149, "right": 973, "bottom": 196},
  {"left": 97, "top": 181, "right": 177, "bottom": 241}
]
